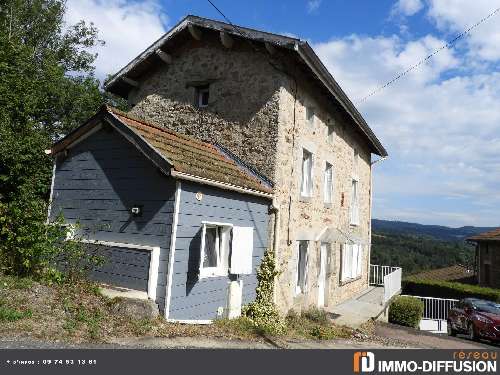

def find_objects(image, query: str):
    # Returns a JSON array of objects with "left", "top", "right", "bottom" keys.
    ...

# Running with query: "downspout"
[
  {"left": 269, "top": 198, "right": 280, "bottom": 303},
  {"left": 368, "top": 156, "right": 387, "bottom": 284}
]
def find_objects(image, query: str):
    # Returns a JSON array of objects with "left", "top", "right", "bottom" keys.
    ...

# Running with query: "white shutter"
[
  {"left": 356, "top": 245, "right": 363, "bottom": 277},
  {"left": 341, "top": 244, "right": 348, "bottom": 281},
  {"left": 351, "top": 244, "right": 359, "bottom": 279},
  {"left": 199, "top": 224, "right": 207, "bottom": 274},
  {"left": 230, "top": 226, "right": 254, "bottom": 274}
]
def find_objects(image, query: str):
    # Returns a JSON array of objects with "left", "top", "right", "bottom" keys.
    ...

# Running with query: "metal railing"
[
  {"left": 402, "top": 295, "right": 459, "bottom": 321},
  {"left": 370, "top": 265, "right": 402, "bottom": 303},
  {"left": 369, "top": 265, "right": 401, "bottom": 286}
]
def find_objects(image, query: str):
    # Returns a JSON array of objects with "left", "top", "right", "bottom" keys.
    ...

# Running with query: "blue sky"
[{"left": 65, "top": 0, "right": 500, "bottom": 227}]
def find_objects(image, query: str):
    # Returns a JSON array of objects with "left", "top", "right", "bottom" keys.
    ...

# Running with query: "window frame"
[
  {"left": 295, "top": 240, "right": 309, "bottom": 295},
  {"left": 341, "top": 243, "right": 363, "bottom": 282},
  {"left": 300, "top": 148, "right": 314, "bottom": 198},
  {"left": 195, "top": 85, "right": 210, "bottom": 108},
  {"left": 350, "top": 178, "right": 359, "bottom": 226},
  {"left": 306, "top": 106, "right": 315, "bottom": 126},
  {"left": 327, "top": 121, "right": 335, "bottom": 143},
  {"left": 199, "top": 221, "right": 233, "bottom": 278},
  {"left": 323, "top": 162, "right": 333, "bottom": 205}
]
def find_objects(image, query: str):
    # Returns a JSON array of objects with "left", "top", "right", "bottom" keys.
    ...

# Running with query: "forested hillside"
[{"left": 371, "top": 231, "right": 475, "bottom": 276}]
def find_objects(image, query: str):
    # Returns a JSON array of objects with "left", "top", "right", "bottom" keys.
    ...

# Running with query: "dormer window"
[{"left": 196, "top": 85, "right": 210, "bottom": 108}]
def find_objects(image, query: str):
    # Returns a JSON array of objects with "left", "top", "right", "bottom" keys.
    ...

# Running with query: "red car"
[{"left": 448, "top": 298, "right": 500, "bottom": 342}]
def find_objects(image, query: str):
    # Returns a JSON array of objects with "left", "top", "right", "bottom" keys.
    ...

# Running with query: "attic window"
[{"left": 196, "top": 85, "right": 210, "bottom": 108}]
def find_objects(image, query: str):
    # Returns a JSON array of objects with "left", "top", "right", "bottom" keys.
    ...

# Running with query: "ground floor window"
[
  {"left": 341, "top": 243, "right": 363, "bottom": 282},
  {"left": 296, "top": 241, "right": 309, "bottom": 294}
]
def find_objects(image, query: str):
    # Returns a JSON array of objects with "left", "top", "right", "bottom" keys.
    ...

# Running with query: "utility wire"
[{"left": 356, "top": 6, "right": 500, "bottom": 104}]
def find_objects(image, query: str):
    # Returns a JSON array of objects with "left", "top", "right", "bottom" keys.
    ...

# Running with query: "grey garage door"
[{"left": 88, "top": 244, "right": 151, "bottom": 291}]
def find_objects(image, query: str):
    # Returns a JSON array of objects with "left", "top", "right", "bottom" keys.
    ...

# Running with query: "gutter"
[{"left": 170, "top": 169, "right": 273, "bottom": 199}]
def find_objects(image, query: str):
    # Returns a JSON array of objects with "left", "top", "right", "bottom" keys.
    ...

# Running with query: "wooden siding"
[
  {"left": 50, "top": 127, "right": 175, "bottom": 310},
  {"left": 168, "top": 181, "right": 270, "bottom": 321}
]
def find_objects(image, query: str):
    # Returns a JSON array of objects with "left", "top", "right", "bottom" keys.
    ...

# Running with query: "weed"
[{"left": 0, "top": 305, "right": 32, "bottom": 322}]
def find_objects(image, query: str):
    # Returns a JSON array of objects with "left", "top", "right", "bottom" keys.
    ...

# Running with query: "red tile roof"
[
  {"left": 468, "top": 228, "right": 500, "bottom": 242},
  {"left": 409, "top": 265, "right": 476, "bottom": 283},
  {"left": 53, "top": 106, "right": 273, "bottom": 195}
]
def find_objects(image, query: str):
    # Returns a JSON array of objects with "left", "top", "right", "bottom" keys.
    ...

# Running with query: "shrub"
[
  {"left": 388, "top": 296, "right": 424, "bottom": 328},
  {"left": 403, "top": 278, "right": 500, "bottom": 302},
  {"left": 242, "top": 250, "right": 286, "bottom": 335}
]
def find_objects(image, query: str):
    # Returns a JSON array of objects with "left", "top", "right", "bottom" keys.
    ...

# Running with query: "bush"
[
  {"left": 388, "top": 296, "right": 424, "bottom": 328},
  {"left": 242, "top": 250, "right": 286, "bottom": 335},
  {"left": 403, "top": 278, "right": 500, "bottom": 302}
]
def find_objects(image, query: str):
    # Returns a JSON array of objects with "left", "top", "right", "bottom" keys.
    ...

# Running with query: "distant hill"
[{"left": 372, "top": 219, "right": 496, "bottom": 242}]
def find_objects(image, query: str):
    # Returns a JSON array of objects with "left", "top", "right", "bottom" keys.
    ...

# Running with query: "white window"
[
  {"left": 353, "top": 148, "right": 359, "bottom": 177},
  {"left": 324, "top": 162, "right": 333, "bottom": 205},
  {"left": 350, "top": 179, "right": 359, "bottom": 225},
  {"left": 296, "top": 241, "right": 309, "bottom": 294},
  {"left": 196, "top": 85, "right": 210, "bottom": 108},
  {"left": 306, "top": 106, "right": 315, "bottom": 126},
  {"left": 341, "top": 244, "right": 363, "bottom": 281},
  {"left": 327, "top": 121, "right": 335, "bottom": 143},
  {"left": 199, "top": 222, "right": 254, "bottom": 278},
  {"left": 300, "top": 149, "right": 313, "bottom": 198}
]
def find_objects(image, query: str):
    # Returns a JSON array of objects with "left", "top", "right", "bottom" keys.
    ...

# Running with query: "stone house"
[
  {"left": 49, "top": 14, "right": 387, "bottom": 320},
  {"left": 468, "top": 229, "right": 500, "bottom": 289}
]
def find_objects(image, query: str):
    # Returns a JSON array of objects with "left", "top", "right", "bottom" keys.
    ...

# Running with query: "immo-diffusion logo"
[
  {"left": 354, "top": 352, "right": 375, "bottom": 373},
  {"left": 353, "top": 351, "right": 497, "bottom": 373}
]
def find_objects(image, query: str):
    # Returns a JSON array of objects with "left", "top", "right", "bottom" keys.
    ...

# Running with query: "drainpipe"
[
  {"left": 269, "top": 198, "right": 280, "bottom": 304},
  {"left": 368, "top": 156, "right": 387, "bottom": 284}
]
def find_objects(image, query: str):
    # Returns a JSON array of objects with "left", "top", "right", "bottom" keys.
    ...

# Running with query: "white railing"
[
  {"left": 402, "top": 295, "right": 458, "bottom": 320},
  {"left": 370, "top": 265, "right": 402, "bottom": 303},
  {"left": 401, "top": 295, "right": 459, "bottom": 334},
  {"left": 370, "top": 265, "right": 401, "bottom": 286}
]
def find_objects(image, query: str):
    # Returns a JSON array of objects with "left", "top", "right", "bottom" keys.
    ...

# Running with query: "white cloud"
[
  {"left": 65, "top": 0, "right": 168, "bottom": 80},
  {"left": 313, "top": 31, "right": 500, "bottom": 226},
  {"left": 307, "top": 0, "right": 322, "bottom": 13},
  {"left": 391, "top": 0, "right": 424, "bottom": 17},
  {"left": 426, "top": 0, "right": 500, "bottom": 62}
]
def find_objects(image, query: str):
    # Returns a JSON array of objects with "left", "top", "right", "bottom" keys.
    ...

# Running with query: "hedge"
[
  {"left": 388, "top": 296, "right": 424, "bottom": 328},
  {"left": 403, "top": 278, "right": 500, "bottom": 302}
]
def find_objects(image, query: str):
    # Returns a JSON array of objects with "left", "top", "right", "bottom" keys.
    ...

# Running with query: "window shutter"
[
  {"left": 351, "top": 244, "right": 359, "bottom": 279},
  {"left": 230, "top": 226, "right": 254, "bottom": 274},
  {"left": 341, "top": 244, "right": 348, "bottom": 281},
  {"left": 356, "top": 245, "right": 363, "bottom": 277}
]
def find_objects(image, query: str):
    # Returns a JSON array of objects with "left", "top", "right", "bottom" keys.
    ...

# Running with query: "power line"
[{"left": 356, "top": 6, "right": 500, "bottom": 104}]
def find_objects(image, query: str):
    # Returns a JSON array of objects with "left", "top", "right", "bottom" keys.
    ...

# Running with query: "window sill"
[
  {"left": 299, "top": 195, "right": 312, "bottom": 203},
  {"left": 199, "top": 270, "right": 227, "bottom": 279},
  {"left": 339, "top": 276, "right": 362, "bottom": 286},
  {"left": 324, "top": 203, "right": 333, "bottom": 209},
  {"left": 350, "top": 222, "right": 359, "bottom": 227}
]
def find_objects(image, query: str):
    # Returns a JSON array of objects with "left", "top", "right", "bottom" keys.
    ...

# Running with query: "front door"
[{"left": 318, "top": 243, "right": 328, "bottom": 307}]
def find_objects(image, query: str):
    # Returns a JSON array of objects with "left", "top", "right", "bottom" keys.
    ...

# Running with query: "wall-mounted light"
[{"left": 131, "top": 205, "right": 142, "bottom": 217}]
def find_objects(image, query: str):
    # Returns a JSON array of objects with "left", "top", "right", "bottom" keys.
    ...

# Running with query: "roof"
[
  {"left": 408, "top": 265, "right": 476, "bottom": 284},
  {"left": 468, "top": 228, "right": 500, "bottom": 242},
  {"left": 51, "top": 106, "right": 273, "bottom": 196},
  {"left": 104, "top": 15, "right": 388, "bottom": 157}
]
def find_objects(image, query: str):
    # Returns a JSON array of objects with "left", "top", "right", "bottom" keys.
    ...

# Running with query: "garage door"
[{"left": 87, "top": 244, "right": 151, "bottom": 291}]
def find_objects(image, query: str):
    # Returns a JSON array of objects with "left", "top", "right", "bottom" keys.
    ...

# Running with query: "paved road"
[{"left": 374, "top": 322, "right": 498, "bottom": 349}]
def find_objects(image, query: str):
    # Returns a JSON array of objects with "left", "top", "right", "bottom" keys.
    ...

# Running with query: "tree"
[{"left": 0, "top": 0, "right": 127, "bottom": 277}]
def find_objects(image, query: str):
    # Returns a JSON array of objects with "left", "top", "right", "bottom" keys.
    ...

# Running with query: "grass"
[
  {"left": 285, "top": 307, "right": 353, "bottom": 340},
  {"left": 0, "top": 274, "right": 33, "bottom": 290}
]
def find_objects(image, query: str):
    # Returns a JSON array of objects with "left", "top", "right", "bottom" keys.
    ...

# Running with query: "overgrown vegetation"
[
  {"left": 388, "top": 296, "right": 424, "bottom": 328},
  {"left": 371, "top": 231, "right": 474, "bottom": 275},
  {"left": 0, "top": 0, "right": 127, "bottom": 282},
  {"left": 403, "top": 278, "right": 500, "bottom": 302},
  {"left": 242, "top": 250, "right": 286, "bottom": 335}
]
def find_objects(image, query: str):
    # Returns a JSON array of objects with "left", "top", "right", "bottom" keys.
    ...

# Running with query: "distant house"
[
  {"left": 468, "top": 229, "right": 500, "bottom": 288},
  {"left": 48, "top": 14, "right": 389, "bottom": 321}
]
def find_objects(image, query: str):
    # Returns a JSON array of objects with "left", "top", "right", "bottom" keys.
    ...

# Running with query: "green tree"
[{"left": 0, "top": 0, "right": 126, "bottom": 277}]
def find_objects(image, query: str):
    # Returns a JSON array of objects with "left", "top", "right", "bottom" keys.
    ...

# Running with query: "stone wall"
[
  {"left": 272, "top": 65, "right": 373, "bottom": 313},
  {"left": 128, "top": 32, "right": 283, "bottom": 180}
]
